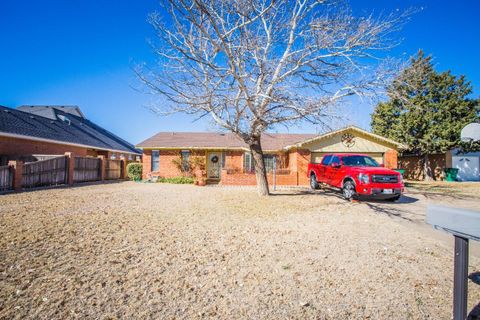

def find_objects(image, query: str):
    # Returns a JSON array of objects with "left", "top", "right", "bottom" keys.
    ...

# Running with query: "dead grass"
[
  {"left": 0, "top": 182, "right": 479, "bottom": 319},
  {"left": 406, "top": 180, "right": 480, "bottom": 199}
]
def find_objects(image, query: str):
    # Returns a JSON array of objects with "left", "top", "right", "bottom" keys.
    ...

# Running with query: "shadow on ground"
[{"left": 270, "top": 188, "right": 344, "bottom": 200}]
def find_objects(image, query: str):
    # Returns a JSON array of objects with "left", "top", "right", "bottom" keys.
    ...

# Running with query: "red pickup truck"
[{"left": 308, "top": 153, "right": 404, "bottom": 201}]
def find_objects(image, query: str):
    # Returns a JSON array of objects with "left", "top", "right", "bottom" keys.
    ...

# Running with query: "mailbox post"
[{"left": 426, "top": 205, "right": 480, "bottom": 320}]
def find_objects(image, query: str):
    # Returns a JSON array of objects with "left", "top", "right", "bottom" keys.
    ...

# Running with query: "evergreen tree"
[{"left": 371, "top": 51, "right": 480, "bottom": 180}]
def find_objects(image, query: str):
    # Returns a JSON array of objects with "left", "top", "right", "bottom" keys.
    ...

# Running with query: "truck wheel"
[
  {"left": 342, "top": 180, "right": 356, "bottom": 200},
  {"left": 310, "top": 174, "right": 319, "bottom": 190}
]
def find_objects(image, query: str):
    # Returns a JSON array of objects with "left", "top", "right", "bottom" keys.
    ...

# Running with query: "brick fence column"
[
  {"left": 64, "top": 152, "right": 75, "bottom": 186},
  {"left": 8, "top": 160, "right": 23, "bottom": 192},
  {"left": 121, "top": 160, "right": 127, "bottom": 179},
  {"left": 98, "top": 155, "right": 106, "bottom": 181}
]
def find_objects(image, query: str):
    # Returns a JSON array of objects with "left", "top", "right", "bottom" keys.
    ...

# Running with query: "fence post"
[
  {"left": 98, "top": 156, "right": 106, "bottom": 181},
  {"left": 8, "top": 160, "right": 23, "bottom": 192},
  {"left": 121, "top": 160, "right": 127, "bottom": 179},
  {"left": 64, "top": 152, "right": 75, "bottom": 186}
]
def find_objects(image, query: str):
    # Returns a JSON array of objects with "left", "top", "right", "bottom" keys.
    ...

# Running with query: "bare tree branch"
[{"left": 136, "top": 0, "right": 413, "bottom": 195}]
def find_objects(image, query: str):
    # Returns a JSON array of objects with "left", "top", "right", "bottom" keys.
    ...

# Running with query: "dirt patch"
[{"left": 1, "top": 182, "right": 479, "bottom": 319}]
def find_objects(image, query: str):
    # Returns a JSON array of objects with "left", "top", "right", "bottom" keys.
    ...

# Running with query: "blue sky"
[{"left": 1, "top": 0, "right": 479, "bottom": 144}]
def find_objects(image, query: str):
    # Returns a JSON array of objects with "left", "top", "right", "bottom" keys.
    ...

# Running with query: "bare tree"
[{"left": 136, "top": 0, "right": 411, "bottom": 195}]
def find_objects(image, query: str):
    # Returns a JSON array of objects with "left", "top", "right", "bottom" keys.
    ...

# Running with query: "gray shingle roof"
[{"left": 0, "top": 105, "right": 139, "bottom": 154}]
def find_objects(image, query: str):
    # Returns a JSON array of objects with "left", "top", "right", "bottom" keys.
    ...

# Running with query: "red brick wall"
[
  {"left": 384, "top": 150, "right": 398, "bottom": 169},
  {"left": 142, "top": 150, "right": 180, "bottom": 178},
  {"left": 0, "top": 136, "right": 89, "bottom": 159},
  {"left": 0, "top": 136, "right": 134, "bottom": 165},
  {"left": 142, "top": 150, "right": 207, "bottom": 179},
  {"left": 295, "top": 149, "right": 311, "bottom": 186},
  {"left": 220, "top": 149, "right": 304, "bottom": 186},
  {"left": 140, "top": 148, "right": 312, "bottom": 186},
  {"left": 142, "top": 150, "right": 152, "bottom": 179},
  {"left": 224, "top": 150, "right": 243, "bottom": 170}
]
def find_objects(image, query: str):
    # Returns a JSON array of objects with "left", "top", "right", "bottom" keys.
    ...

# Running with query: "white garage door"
[
  {"left": 453, "top": 156, "right": 480, "bottom": 181},
  {"left": 311, "top": 152, "right": 384, "bottom": 164}
]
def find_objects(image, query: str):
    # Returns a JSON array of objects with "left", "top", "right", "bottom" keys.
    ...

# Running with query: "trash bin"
[
  {"left": 393, "top": 169, "right": 405, "bottom": 177},
  {"left": 444, "top": 168, "right": 459, "bottom": 182}
]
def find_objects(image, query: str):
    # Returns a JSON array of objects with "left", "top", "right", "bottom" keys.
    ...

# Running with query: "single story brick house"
[
  {"left": 0, "top": 105, "right": 140, "bottom": 165},
  {"left": 137, "top": 126, "right": 405, "bottom": 186}
]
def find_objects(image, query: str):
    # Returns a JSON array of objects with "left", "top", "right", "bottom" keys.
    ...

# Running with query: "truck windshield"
[{"left": 342, "top": 155, "right": 380, "bottom": 167}]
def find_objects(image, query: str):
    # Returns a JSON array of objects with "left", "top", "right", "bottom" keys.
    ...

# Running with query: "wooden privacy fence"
[
  {"left": 3, "top": 153, "right": 130, "bottom": 193},
  {"left": 22, "top": 156, "right": 67, "bottom": 189},
  {"left": 0, "top": 165, "right": 13, "bottom": 192},
  {"left": 74, "top": 157, "right": 101, "bottom": 183},
  {"left": 105, "top": 159, "right": 122, "bottom": 180}
]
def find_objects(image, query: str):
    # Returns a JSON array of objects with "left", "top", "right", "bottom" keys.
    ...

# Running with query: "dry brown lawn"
[
  {"left": 406, "top": 180, "right": 480, "bottom": 199},
  {"left": 0, "top": 182, "right": 479, "bottom": 319}
]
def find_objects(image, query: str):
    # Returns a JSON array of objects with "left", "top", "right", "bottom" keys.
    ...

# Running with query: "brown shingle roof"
[{"left": 136, "top": 132, "right": 317, "bottom": 150}]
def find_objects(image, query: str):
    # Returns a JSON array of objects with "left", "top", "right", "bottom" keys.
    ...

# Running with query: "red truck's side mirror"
[
  {"left": 330, "top": 162, "right": 341, "bottom": 168},
  {"left": 379, "top": 164, "right": 385, "bottom": 167}
]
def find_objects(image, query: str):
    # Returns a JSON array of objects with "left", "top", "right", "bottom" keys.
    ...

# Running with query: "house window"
[
  {"left": 243, "top": 152, "right": 255, "bottom": 173},
  {"left": 152, "top": 150, "right": 160, "bottom": 171},
  {"left": 244, "top": 153, "right": 276, "bottom": 172},
  {"left": 263, "top": 155, "right": 276, "bottom": 173},
  {"left": 221, "top": 152, "right": 226, "bottom": 168},
  {"left": 181, "top": 150, "right": 190, "bottom": 172},
  {"left": 110, "top": 153, "right": 117, "bottom": 160},
  {"left": 128, "top": 154, "right": 133, "bottom": 161}
]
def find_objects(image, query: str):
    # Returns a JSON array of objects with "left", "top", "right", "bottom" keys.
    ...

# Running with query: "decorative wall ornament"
[{"left": 341, "top": 133, "right": 356, "bottom": 148}]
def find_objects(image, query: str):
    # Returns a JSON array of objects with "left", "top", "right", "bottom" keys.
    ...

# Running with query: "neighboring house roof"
[
  {"left": 0, "top": 105, "right": 140, "bottom": 154},
  {"left": 136, "top": 126, "right": 406, "bottom": 151},
  {"left": 17, "top": 105, "right": 86, "bottom": 119}
]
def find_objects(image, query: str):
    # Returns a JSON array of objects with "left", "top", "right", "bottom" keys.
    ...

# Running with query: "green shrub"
[
  {"left": 126, "top": 162, "right": 142, "bottom": 181},
  {"left": 157, "top": 176, "right": 194, "bottom": 184}
]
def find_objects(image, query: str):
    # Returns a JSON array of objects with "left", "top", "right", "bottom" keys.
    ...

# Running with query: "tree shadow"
[
  {"left": 271, "top": 189, "right": 425, "bottom": 222},
  {"left": 468, "top": 302, "right": 480, "bottom": 320},
  {"left": 270, "top": 188, "right": 345, "bottom": 200},
  {"left": 366, "top": 195, "right": 419, "bottom": 204},
  {"left": 363, "top": 202, "right": 419, "bottom": 222},
  {"left": 469, "top": 272, "right": 480, "bottom": 285}
]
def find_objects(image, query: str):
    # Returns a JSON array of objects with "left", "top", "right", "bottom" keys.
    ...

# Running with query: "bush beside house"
[{"left": 126, "top": 163, "right": 142, "bottom": 181}]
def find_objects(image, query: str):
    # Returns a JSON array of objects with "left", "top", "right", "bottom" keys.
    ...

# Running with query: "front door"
[{"left": 207, "top": 152, "right": 221, "bottom": 179}]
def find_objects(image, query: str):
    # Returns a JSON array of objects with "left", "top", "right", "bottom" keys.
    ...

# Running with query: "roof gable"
[
  {"left": 292, "top": 126, "right": 407, "bottom": 150},
  {"left": 17, "top": 105, "right": 85, "bottom": 119}
]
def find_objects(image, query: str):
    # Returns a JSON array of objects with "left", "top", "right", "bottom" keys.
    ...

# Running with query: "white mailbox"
[
  {"left": 426, "top": 204, "right": 480, "bottom": 320},
  {"left": 427, "top": 205, "right": 480, "bottom": 241}
]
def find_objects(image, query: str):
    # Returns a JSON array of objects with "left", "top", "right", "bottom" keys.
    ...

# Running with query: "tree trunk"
[
  {"left": 423, "top": 154, "right": 434, "bottom": 181},
  {"left": 249, "top": 141, "right": 270, "bottom": 196}
]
